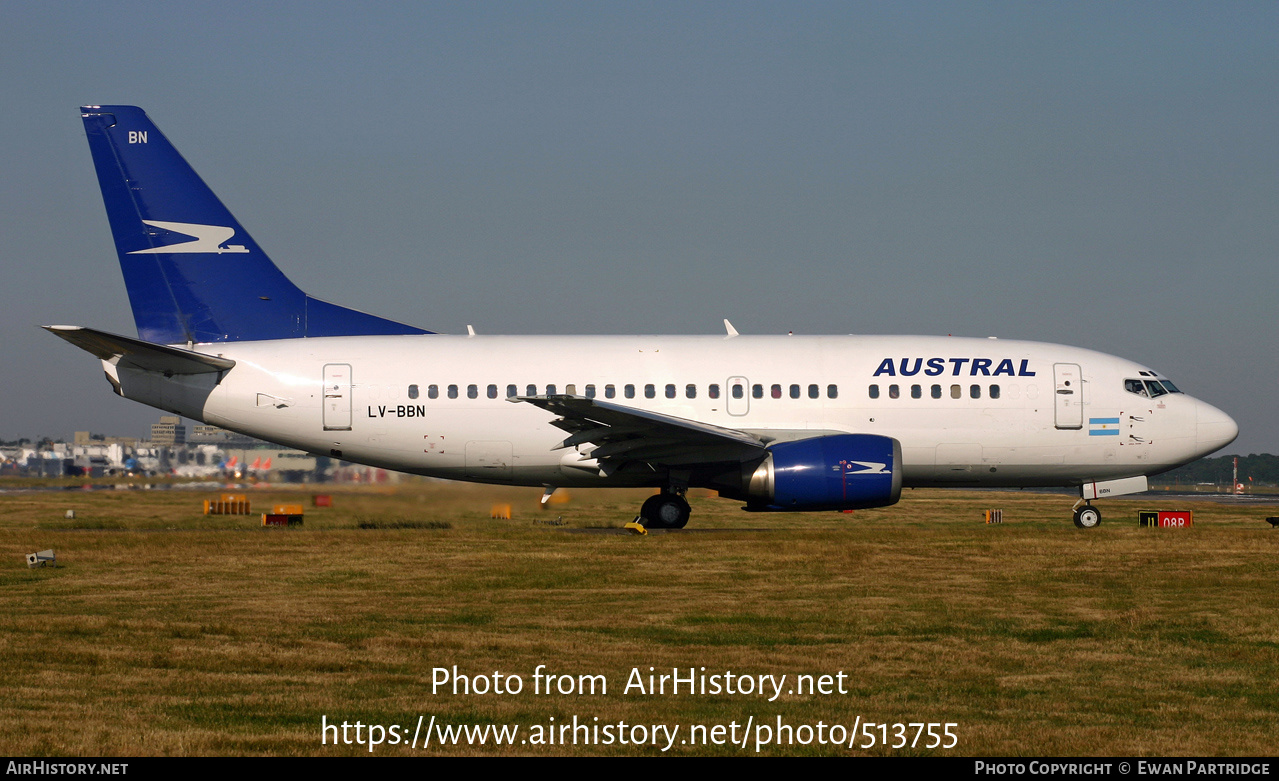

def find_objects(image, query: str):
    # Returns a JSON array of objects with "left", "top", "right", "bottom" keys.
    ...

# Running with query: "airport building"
[
  {"left": 149, "top": 416, "right": 186, "bottom": 447},
  {"left": 190, "top": 425, "right": 267, "bottom": 447},
  {"left": 74, "top": 431, "right": 139, "bottom": 448},
  {"left": 2, "top": 415, "right": 394, "bottom": 483}
]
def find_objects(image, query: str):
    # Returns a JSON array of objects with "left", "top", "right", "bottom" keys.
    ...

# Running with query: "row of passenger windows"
[
  {"left": 396, "top": 378, "right": 1183, "bottom": 403},
  {"left": 870, "top": 383, "right": 1002, "bottom": 400},
  {"left": 405, "top": 383, "right": 842, "bottom": 400}
]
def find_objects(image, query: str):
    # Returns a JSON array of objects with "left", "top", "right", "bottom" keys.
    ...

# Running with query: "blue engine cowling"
[{"left": 745, "top": 434, "right": 902, "bottom": 511}]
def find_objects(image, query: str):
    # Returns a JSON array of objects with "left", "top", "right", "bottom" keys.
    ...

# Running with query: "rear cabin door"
[
  {"left": 1053, "top": 363, "right": 1083, "bottom": 430},
  {"left": 323, "top": 363, "right": 352, "bottom": 431}
]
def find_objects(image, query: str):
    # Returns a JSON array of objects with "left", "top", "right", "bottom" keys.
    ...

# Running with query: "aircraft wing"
[{"left": 515, "top": 395, "right": 767, "bottom": 469}]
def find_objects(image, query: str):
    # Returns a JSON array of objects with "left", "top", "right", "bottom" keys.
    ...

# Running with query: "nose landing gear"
[{"left": 1072, "top": 501, "right": 1102, "bottom": 528}]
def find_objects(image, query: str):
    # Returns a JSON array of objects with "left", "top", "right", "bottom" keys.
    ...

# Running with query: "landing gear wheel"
[
  {"left": 640, "top": 493, "right": 691, "bottom": 529},
  {"left": 1073, "top": 505, "right": 1102, "bottom": 529}
]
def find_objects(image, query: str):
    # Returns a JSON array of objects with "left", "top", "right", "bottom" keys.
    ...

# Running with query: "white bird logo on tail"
[{"left": 127, "top": 221, "right": 248, "bottom": 254}]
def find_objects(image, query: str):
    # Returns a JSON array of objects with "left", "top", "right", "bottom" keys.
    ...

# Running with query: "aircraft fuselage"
[{"left": 108, "top": 332, "right": 1235, "bottom": 491}]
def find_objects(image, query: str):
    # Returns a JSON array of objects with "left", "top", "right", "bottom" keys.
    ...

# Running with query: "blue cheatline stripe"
[
  {"left": 1089, "top": 417, "right": 1121, "bottom": 424},
  {"left": 1089, "top": 430, "right": 1120, "bottom": 436}
]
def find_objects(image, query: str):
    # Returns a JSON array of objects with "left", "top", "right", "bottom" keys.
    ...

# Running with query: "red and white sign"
[{"left": 1152, "top": 511, "right": 1192, "bottom": 528}]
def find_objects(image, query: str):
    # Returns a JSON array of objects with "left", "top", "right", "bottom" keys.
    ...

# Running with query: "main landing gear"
[
  {"left": 1072, "top": 501, "right": 1102, "bottom": 529},
  {"left": 639, "top": 492, "right": 691, "bottom": 529}
]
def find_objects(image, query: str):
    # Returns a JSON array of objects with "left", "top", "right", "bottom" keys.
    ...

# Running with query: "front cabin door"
[{"left": 1053, "top": 363, "right": 1083, "bottom": 430}]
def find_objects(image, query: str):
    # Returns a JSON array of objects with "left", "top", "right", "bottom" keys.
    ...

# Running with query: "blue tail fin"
[{"left": 80, "top": 105, "right": 429, "bottom": 344}]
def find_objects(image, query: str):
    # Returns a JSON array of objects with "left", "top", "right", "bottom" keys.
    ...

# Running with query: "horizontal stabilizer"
[{"left": 44, "top": 326, "right": 235, "bottom": 375}]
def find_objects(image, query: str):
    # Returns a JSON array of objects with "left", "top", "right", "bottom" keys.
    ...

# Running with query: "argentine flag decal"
[{"left": 1089, "top": 417, "right": 1121, "bottom": 436}]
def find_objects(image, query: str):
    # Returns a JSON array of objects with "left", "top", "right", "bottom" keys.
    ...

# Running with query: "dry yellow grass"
[{"left": 1, "top": 481, "right": 1276, "bottom": 756}]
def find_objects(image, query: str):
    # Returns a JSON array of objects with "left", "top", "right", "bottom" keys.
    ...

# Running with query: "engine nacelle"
[{"left": 744, "top": 434, "right": 902, "bottom": 511}]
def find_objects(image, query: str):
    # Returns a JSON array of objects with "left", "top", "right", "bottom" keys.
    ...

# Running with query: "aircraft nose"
[{"left": 1196, "top": 399, "right": 1239, "bottom": 456}]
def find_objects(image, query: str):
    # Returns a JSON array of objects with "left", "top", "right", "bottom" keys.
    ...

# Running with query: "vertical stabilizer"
[{"left": 80, "top": 105, "right": 429, "bottom": 344}]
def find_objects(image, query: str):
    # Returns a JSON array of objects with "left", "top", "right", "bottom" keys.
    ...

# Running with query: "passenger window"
[
  {"left": 951, "top": 385, "right": 961, "bottom": 399},
  {"left": 585, "top": 384, "right": 596, "bottom": 398},
  {"left": 506, "top": 384, "right": 517, "bottom": 398},
  {"left": 625, "top": 384, "right": 635, "bottom": 399},
  {"left": 645, "top": 384, "right": 656, "bottom": 399},
  {"left": 753, "top": 384, "right": 764, "bottom": 399},
  {"left": 467, "top": 384, "right": 478, "bottom": 399},
  {"left": 790, "top": 384, "right": 800, "bottom": 399},
  {"left": 665, "top": 384, "right": 676, "bottom": 399},
  {"left": 686, "top": 384, "right": 697, "bottom": 399},
  {"left": 970, "top": 384, "right": 980, "bottom": 399},
  {"left": 487, "top": 384, "right": 498, "bottom": 399},
  {"left": 889, "top": 384, "right": 900, "bottom": 399},
  {"left": 605, "top": 384, "right": 616, "bottom": 399},
  {"left": 868, "top": 384, "right": 880, "bottom": 400},
  {"left": 526, "top": 384, "right": 537, "bottom": 397},
  {"left": 931, "top": 384, "right": 941, "bottom": 399},
  {"left": 448, "top": 384, "right": 458, "bottom": 399},
  {"left": 808, "top": 384, "right": 819, "bottom": 399},
  {"left": 708, "top": 384, "right": 720, "bottom": 399},
  {"left": 990, "top": 385, "right": 1000, "bottom": 399},
  {"left": 771, "top": 384, "right": 782, "bottom": 399},
  {"left": 546, "top": 384, "right": 556, "bottom": 395},
  {"left": 827, "top": 384, "right": 838, "bottom": 399},
  {"left": 564, "top": 384, "right": 575, "bottom": 395},
  {"left": 408, "top": 384, "right": 419, "bottom": 400},
  {"left": 428, "top": 384, "right": 439, "bottom": 399},
  {"left": 911, "top": 384, "right": 921, "bottom": 399},
  {"left": 732, "top": 384, "right": 744, "bottom": 399}
]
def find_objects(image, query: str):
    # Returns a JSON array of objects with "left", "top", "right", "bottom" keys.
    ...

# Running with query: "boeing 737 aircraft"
[{"left": 49, "top": 105, "right": 1238, "bottom": 529}]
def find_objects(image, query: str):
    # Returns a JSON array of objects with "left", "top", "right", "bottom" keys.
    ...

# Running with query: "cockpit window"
[{"left": 1128, "top": 377, "right": 1183, "bottom": 396}]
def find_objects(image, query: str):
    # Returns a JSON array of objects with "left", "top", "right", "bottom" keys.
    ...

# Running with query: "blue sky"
[{"left": 2, "top": 2, "right": 1275, "bottom": 454}]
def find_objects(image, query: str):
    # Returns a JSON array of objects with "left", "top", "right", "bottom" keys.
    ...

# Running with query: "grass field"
[{"left": 1, "top": 481, "right": 1277, "bottom": 756}]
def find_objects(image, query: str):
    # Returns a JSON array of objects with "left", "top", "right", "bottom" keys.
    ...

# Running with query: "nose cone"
[{"left": 1196, "top": 399, "right": 1239, "bottom": 456}]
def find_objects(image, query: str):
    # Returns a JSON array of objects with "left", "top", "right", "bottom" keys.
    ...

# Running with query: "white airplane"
[{"left": 49, "top": 105, "right": 1238, "bottom": 529}]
